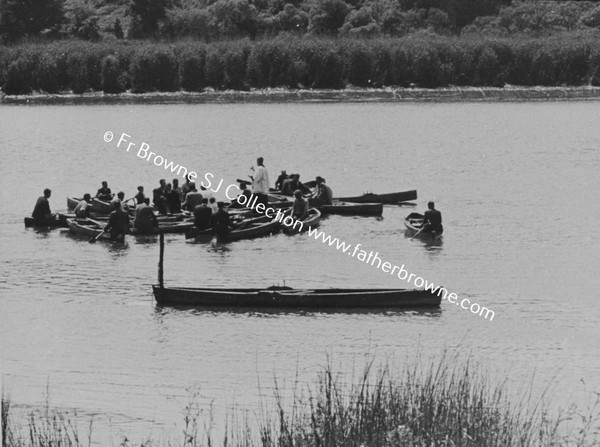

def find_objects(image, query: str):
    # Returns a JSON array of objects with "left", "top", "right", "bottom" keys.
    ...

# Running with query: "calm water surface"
[{"left": 1, "top": 101, "right": 599, "bottom": 444}]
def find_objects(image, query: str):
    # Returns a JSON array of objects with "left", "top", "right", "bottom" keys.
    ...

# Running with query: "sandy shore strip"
[{"left": 2, "top": 86, "right": 600, "bottom": 105}]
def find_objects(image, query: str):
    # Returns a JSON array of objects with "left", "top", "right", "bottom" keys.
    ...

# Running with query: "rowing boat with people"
[
  {"left": 404, "top": 212, "right": 442, "bottom": 241},
  {"left": 269, "top": 189, "right": 417, "bottom": 204},
  {"left": 282, "top": 208, "right": 321, "bottom": 234},
  {"left": 185, "top": 215, "right": 281, "bottom": 243}
]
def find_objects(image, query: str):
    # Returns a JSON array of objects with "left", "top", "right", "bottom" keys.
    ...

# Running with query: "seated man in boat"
[
  {"left": 275, "top": 170, "right": 288, "bottom": 190},
  {"left": 104, "top": 201, "right": 130, "bottom": 241},
  {"left": 210, "top": 201, "right": 232, "bottom": 243},
  {"left": 182, "top": 183, "right": 203, "bottom": 211},
  {"left": 32, "top": 188, "right": 56, "bottom": 225},
  {"left": 153, "top": 179, "right": 169, "bottom": 215},
  {"left": 181, "top": 176, "right": 193, "bottom": 199},
  {"left": 292, "top": 190, "right": 309, "bottom": 220},
  {"left": 95, "top": 181, "right": 113, "bottom": 202},
  {"left": 285, "top": 174, "right": 311, "bottom": 196},
  {"left": 134, "top": 198, "right": 158, "bottom": 234},
  {"left": 74, "top": 194, "right": 92, "bottom": 218},
  {"left": 134, "top": 186, "right": 145, "bottom": 205},
  {"left": 281, "top": 174, "right": 295, "bottom": 196},
  {"left": 422, "top": 201, "right": 443, "bottom": 235},
  {"left": 310, "top": 176, "right": 333, "bottom": 206},
  {"left": 193, "top": 198, "right": 212, "bottom": 230}
]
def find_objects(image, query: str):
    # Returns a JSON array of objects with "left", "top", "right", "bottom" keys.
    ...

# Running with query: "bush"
[
  {"left": 101, "top": 55, "right": 126, "bottom": 94},
  {"left": 130, "top": 47, "right": 178, "bottom": 93},
  {"left": 178, "top": 45, "right": 208, "bottom": 92}
]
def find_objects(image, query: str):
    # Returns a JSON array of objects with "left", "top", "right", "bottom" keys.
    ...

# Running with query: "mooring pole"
[{"left": 158, "top": 231, "right": 164, "bottom": 289}]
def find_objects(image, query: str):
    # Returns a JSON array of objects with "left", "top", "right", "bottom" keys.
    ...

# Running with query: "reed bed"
[
  {"left": 2, "top": 354, "right": 599, "bottom": 446},
  {"left": 1, "top": 32, "right": 600, "bottom": 95}
]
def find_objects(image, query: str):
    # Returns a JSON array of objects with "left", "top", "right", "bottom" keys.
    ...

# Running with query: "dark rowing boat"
[
  {"left": 185, "top": 215, "right": 281, "bottom": 243},
  {"left": 153, "top": 285, "right": 441, "bottom": 308},
  {"left": 320, "top": 202, "right": 383, "bottom": 216},
  {"left": 24, "top": 214, "right": 69, "bottom": 228},
  {"left": 153, "top": 232, "right": 441, "bottom": 309},
  {"left": 335, "top": 190, "right": 417, "bottom": 204}
]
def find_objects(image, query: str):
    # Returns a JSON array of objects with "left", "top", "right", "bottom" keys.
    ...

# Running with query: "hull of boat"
[
  {"left": 282, "top": 208, "right": 321, "bottom": 234},
  {"left": 24, "top": 215, "right": 69, "bottom": 228},
  {"left": 335, "top": 190, "right": 417, "bottom": 204},
  {"left": 186, "top": 217, "right": 281, "bottom": 243},
  {"left": 404, "top": 212, "right": 442, "bottom": 240},
  {"left": 67, "top": 218, "right": 110, "bottom": 239},
  {"left": 91, "top": 198, "right": 113, "bottom": 214},
  {"left": 153, "top": 285, "right": 442, "bottom": 308},
  {"left": 320, "top": 202, "right": 383, "bottom": 216},
  {"left": 67, "top": 197, "right": 81, "bottom": 209}
]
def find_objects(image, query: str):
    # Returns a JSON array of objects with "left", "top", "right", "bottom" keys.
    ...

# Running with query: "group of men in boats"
[{"left": 31, "top": 155, "right": 442, "bottom": 240}]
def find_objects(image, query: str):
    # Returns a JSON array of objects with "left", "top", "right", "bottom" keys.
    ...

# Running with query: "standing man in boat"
[
  {"left": 275, "top": 170, "right": 288, "bottom": 190},
  {"left": 210, "top": 201, "right": 232, "bottom": 243},
  {"left": 250, "top": 157, "right": 269, "bottom": 208},
  {"left": 74, "top": 194, "right": 92, "bottom": 218},
  {"left": 32, "top": 188, "right": 56, "bottom": 225},
  {"left": 95, "top": 181, "right": 113, "bottom": 202},
  {"left": 153, "top": 179, "right": 168, "bottom": 215},
  {"left": 193, "top": 198, "right": 212, "bottom": 230},
  {"left": 422, "top": 201, "right": 443, "bottom": 236},
  {"left": 104, "top": 201, "right": 130, "bottom": 241},
  {"left": 134, "top": 186, "right": 145, "bottom": 205},
  {"left": 134, "top": 198, "right": 158, "bottom": 234}
]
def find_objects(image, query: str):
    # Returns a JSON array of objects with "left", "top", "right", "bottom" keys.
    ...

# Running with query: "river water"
[{"left": 1, "top": 101, "right": 599, "bottom": 444}]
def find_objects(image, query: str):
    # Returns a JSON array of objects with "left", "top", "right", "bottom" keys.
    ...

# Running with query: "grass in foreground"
[{"left": 2, "top": 354, "right": 599, "bottom": 446}]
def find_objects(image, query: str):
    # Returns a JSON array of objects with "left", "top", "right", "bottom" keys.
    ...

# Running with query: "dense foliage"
[
  {"left": 2, "top": 0, "right": 600, "bottom": 43},
  {"left": 1, "top": 33, "right": 599, "bottom": 95}
]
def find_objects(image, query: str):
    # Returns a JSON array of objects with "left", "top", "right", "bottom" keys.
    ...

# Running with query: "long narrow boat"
[
  {"left": 335, "top": 190, "right": 417, "bottom": 204},
  {"left": 24, "top": 214, "right": 69, "bottom": 228},
  {"left": 403, "top": 212, "right": 442, "bottom": 241},
  {"left": 320, "top": 202, "right": 383, "bottom": 216},
  {"left": 186, "top": 216, "right": 281, "bottom": 243},
  {"left": 153, "top": 285, "right": 441, "bottom": 308},
  {"left": 67, "top": 218, "right": 112, "bottom": 240},
  {"left": 132, "top": 221, "right": 195, "bottom": 235},
  {"left": 282, "top": 208, "right": 321, "bottom": 234}
]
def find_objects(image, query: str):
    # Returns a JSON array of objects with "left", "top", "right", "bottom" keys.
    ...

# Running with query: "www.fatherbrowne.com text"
[{"left": 104, "top": 131, "right": 495, "bottom": 321}]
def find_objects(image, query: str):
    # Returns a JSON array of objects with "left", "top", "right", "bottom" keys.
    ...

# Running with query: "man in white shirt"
[
  {"left": 250, "top": 157, "right": 269, "bottom": 208},
  {"left": 75, "top": 194, "right": 92, "bottom": 218}
]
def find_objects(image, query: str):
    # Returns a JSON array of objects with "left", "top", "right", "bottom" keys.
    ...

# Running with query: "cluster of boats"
[{"left": 25, "top": 188, "right": 420, "bottom": 244}]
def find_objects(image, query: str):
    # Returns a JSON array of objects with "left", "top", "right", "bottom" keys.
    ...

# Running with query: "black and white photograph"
[{"left": 1, "top": 0, "right": 599, "bottom": 445}]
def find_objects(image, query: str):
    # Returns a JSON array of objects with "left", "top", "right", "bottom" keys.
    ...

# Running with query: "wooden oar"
[
  {"left": 89, "top": 229, "right": 106, "bottom": 243},
  {"left": 410, "top": 226, "right": 426, "bottom": 240}
]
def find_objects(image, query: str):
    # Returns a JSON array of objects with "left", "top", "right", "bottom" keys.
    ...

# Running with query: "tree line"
[{"left": 1, "top": 0, "right": 600, "bottom": 43}]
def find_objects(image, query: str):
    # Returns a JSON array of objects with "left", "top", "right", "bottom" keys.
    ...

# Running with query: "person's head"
[
  {"left": 144, "top": 198, "right": 150, "bottom": 205},
  {"left": 201, "top": 198, "right": 208, "bottom": 205},
  {"left": 428, "top": 201, "right": 435, "bottom": 210},
  {"left": 159, "top": 179, "right": 166, "bottom": 187},
  {"left": 189, "top": 182, "right": 196, "bottom": 192},
  {"left": 217, "top": 201, "right": 225, "bottom": 209},
  {"left": 240, "top": 183, "right": 247, "bottom": 190},
  {"left": 117, "top": 191, "right": 125, "bottom": 200},
  {"left": 43, "top": 188, "right": 51, "bottom": 198},
  {"left": 294, "top": 189, "right": 302, "bottom": 198},
  {"left": 209, "top": 197, "right": 216, "bottom": 204},
  {"left": 293, "top": 174, "right": 300, "bottom": 180},
  {"left": 281, "top": 170, "right": 287, "bottom": 175},
  {"left": 185, "top": 175, "right": 191, "bottom": 183},
  {"left": 257, "top": 157, "right": 264, "bottom": 166},
  {"left": 166, "top": 183, "right": 172, "bottom": 192},
  {"left": 101, "top": 181, "right": 108, "bottom": 188},
  {"left": 137, "top": 186, "right": 144, "bottom": 192},
  {"left": 315, "top": 176, "right": 324, "bottom": 185},
  {"left": 200, "top": 185, "right": 207, "bottom": 191},
  {"left": 83, "top": 193, "right": 91, "bottom": 202},
  {"left": 173, "top": 179, "right": 179, "bottom": 187}
]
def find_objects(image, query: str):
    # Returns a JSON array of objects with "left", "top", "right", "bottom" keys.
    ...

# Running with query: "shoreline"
[{"left": 2, "top": 86, "right": 600, "bottom": 105}]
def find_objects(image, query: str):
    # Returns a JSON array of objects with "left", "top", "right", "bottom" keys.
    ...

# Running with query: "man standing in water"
[
  {"left": 250, "top": 157, "right": 269, "bottom": 208},
  {"left": 210, "top": 201, "right": 232, "bottom": 243},
  {"left": 32, "top": 188, "right": 56, "bottom": 225},
  {"left": 422, "top": 201, "right": 443, "bottom": 236},
  {"left": 104, "top": 201, "right": 130, "bottom": 241}
]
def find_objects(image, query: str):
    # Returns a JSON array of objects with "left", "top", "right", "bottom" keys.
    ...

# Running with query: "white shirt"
[
  {"left": 74, "top": 199, "right": 89, "bottom": 216},
  {"left": 252, "top": 165, "right": 269, "bottom": 194}
]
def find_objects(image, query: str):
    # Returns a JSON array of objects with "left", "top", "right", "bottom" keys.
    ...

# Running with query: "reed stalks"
[{"left": 3, "top": 354, "right": 599, "bottom": 446}]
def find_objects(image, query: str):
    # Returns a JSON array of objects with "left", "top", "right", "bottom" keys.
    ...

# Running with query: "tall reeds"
[
  {"left": 2, "top": 33, "right": 600, "bottom": 95},
  {"left": 3, "top": 355, "right": 599, "bottom": 446}
]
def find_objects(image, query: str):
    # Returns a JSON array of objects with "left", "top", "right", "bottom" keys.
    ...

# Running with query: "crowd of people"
[{"left": 31, "top": 156, "right": 442, "bottom": 241}]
